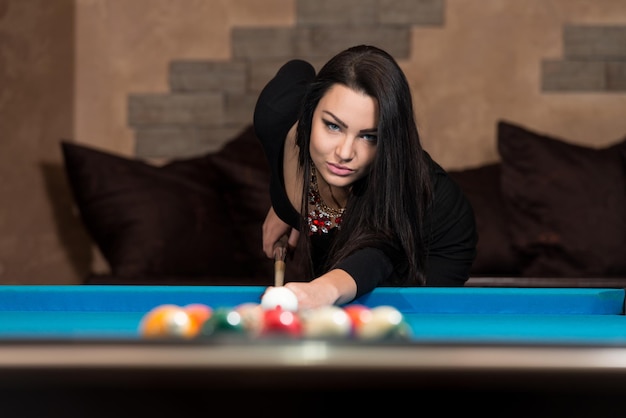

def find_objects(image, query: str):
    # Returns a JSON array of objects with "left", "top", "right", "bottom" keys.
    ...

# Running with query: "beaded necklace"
[{"left": 307, "top": 167, "right": 345, "bottom": 234}]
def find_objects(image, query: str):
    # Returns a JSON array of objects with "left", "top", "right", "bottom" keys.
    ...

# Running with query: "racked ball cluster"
[{"left": 138, "top": 287, "right": 412, "bottom": 341}]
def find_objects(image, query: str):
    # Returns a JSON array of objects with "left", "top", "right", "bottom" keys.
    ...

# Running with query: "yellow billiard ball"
[
  {"left": 301, "top": 305, "right": 351, "bottom": 339},
  {"left": 356, "top": 305, "right": 412, "bottom": 340}
]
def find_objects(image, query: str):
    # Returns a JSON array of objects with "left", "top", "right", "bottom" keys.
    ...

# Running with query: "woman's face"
[{"left": 310, "top": 83, "right": 379, "bottom": 191}]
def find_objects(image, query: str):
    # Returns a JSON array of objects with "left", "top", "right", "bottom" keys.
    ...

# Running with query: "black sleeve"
[
  {"left": 423, "top": 158, "right": 478, "bottom": 286},
  {"left": 337, "top": 156, "right": 478, "bottom": 297},
  {"left": 336, "top": 248, "right": 393, "bottom": 299},
  {"left": 253, "top": 59, "right": 316, "bottom": 228}
]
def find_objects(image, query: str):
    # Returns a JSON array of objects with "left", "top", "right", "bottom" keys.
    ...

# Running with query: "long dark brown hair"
[{"left": 296, "top": 45, "right": 433, "bottom": 286}]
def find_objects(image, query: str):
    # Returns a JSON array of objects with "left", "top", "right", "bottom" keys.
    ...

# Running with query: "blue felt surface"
[
  {"left": 2, "top": 311, "right": 626, "bottom": 344},
  {"left": 0, "top": 286, "right": 623, "bottom": 314},
  {"left": 0, "top": 286, "right": 625, "bottom": 343},
  {"left": 0, "top": 312, "right": 143, "bottom": 339},
  {"left": 355, "top": 287, "right": 625, "bottom": 315},
  {"left": 404, "top": 314, "right": 626, "bottom": 344}
]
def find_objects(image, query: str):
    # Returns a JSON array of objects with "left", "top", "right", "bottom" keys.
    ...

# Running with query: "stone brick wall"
[
  {"left": 3, "top": 0, "right": 625, "bottom": 285},
  {"left": 129, "top": 0, "right": 445, "bottom": 159},
  {"left": 542, "top": 25, "right": 626, "bottom": 92},
  {"left": 128, "top": 2, "right": 626, "bottom": 161}
]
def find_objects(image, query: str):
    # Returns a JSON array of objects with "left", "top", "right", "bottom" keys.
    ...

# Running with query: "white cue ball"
[{"left": 260, "top": 286, "right": 299, "bottom": 312}]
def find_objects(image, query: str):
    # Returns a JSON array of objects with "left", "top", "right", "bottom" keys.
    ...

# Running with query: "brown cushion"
[
  {"left": 61, "top": 126, "right": 274, "bottom": 282},
  {"left": 448, "top": 163, "right": 521, "bottom": 276},
  {"left": 498, "top": 120, "right": 626, "bottom": 277},
  {"left": 208, "top": 126, "right": 307, "bottom": 281},
  {"left": 208, "top": 126, "right": 274, "bottom": 280}
]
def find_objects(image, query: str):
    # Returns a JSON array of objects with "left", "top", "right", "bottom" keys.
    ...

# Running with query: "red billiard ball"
[
  {"left": 260, "top": 307, "right": 302, "bottom": 338},
  {"left": 343, "top": 304, "right": 372, "bottom": 336}
]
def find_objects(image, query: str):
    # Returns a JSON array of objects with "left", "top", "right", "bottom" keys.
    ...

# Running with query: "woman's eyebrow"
[
  {"left": 322, "top": 110, "right": 377, "bottom": 133},
  {"left": 322, "top": 110, "right": 348, "bottom": 128}
]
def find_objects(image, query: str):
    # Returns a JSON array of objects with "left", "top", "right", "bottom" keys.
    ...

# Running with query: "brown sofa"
[{"left": 61, "top": 120, "right": 626, "bottom": 288}]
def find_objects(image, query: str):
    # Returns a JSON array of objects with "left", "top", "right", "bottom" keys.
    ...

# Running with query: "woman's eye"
[
  {"left": 326, "top": 122, "right": 340, "bottom": 131},
  {"left": 362, "top": 133, "right": 378, "bottom": 142}
]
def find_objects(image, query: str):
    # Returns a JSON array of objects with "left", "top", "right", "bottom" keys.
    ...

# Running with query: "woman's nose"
[{"left": 336, "top": 136, "right": 356, "bottom": 161}]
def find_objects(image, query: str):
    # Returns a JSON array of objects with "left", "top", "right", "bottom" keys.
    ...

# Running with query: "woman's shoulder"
[
  {"left": 423, "top": 152, "right": 478, "bottom": 254},
  {"left": 253, "top": 59, "right": 316, "bottom": 144},
  {"left": 275, "top": 59, "right": 316, "bottom": 81},
  {"left": 425, "top": 152, "right": 469, "bottom": 209}
]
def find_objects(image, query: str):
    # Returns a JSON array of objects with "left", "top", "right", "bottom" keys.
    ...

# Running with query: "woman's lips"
[{"left": 327, "top": 162, "right": 354, "bottom": 176}]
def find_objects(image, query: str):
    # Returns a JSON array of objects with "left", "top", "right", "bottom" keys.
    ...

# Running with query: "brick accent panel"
[
  {"left": 130, "top": 2, "right": 625, "bottom": 159},
  {"left": 295, "top": 0, "right": 379, "bottom": 26},
  {"left": 168, "top": 61, "right": 247, "bottom": 94},
  {"left": 542, "top": 25, "right": 626, "bottom": 92},
  {"left": 128, "top": 93, "right": 223, "bottom": 126},
  {"left": 378, "top": 0, "right": 445, "bottom": 25},
  {"left": 542, "top": 60, "right": 607, "bottom": 91},
  {"left": 294, "top": 27, "right": 411, "bottom": 59},
  {"left": 132, "top": 0, "right": 443, "bottom": 159},
  {"left": 563, "top": 25, "right": 626, "bottom": 59}
]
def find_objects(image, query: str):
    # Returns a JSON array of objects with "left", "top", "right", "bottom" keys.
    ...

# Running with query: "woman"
[{"left": 253, "top": 45, "right": 477, "bottom": 309}]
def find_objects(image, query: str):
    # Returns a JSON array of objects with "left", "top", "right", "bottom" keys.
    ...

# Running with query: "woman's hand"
[
  {"left": 276, "top": 270, "right": 357, "bottom": 310},
  {"left": 262, "top": 206, "right": 299, "bottom": 258}
]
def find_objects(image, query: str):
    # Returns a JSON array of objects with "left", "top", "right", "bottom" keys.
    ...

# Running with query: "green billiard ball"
[{"left": 198, "top": 307, "right": 246, "bottom": 338}]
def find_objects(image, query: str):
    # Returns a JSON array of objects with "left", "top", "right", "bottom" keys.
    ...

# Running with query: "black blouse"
[{"left": 253, "top": 60, "right": 477, "bottom": 299}]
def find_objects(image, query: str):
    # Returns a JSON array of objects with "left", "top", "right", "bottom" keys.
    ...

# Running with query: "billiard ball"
[
  {"left": 343, "top": 304, "right": 372, "bottom": 336},
  {"left": 260, "top": 307, "right": 302, "bottom": 338},
  {"left": 301, "top": 305, "right": 351, "bottom": 339},
  {"left": 356, "top": 305, "right": 412, "bottom": 340},
  {"left": 183, "top": 303, "right": 212, "bottom": 337},
  {"left": 234, "top": 302, "right": 265, "bottom": 337},
  {"left": 139, "top": 304, "right": 194, "bottom": 339},
  {"left": 198, "top": 307, "right": 246, "bottom": 338},
  {"left": 260, "top": 286, "right": 298, "bottom": 312}
]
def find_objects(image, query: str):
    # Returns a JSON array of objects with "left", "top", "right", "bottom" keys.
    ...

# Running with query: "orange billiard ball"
[{"left": 139, "top": 304, "right": 194, "bottom": 339}]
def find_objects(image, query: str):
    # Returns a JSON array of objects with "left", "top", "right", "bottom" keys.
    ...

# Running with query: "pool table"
[{"left": 2, "top": 285, "right": 626, "bottom": 417}]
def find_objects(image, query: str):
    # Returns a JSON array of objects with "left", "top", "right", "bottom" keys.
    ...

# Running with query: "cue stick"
[{"left": 273, "top": 236, "right": 288, "bottom": 287}]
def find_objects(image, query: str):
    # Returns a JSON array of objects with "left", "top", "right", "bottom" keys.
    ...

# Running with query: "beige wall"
[
  {"left": 1, "top": 0, "right": 625, "bottom": 284},
  {"left": 76, "top": 0, "right": 626, "bottom": 168},
  {"left": 0, "top": 0, "right": 83, "bottom": 284},
  {"left": 406, "top": 0, "right": 626, "bottom": 168},
  {"left": 75, "top": 0, "right": 295, "bottom": 156}
]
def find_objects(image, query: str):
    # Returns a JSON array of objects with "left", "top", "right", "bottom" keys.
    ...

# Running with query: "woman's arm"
[
  {"left": 253, "top": 60, "right": 316, "bottom": 229},
  {"left": 261, "top": 206, "right": 300, "bottom": 259},
  {"left": 263, "top": 247, "right": 392, "bottom": 309},
  {"left": 283, "top": 269, "right": 357, "bottom": 310}
]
